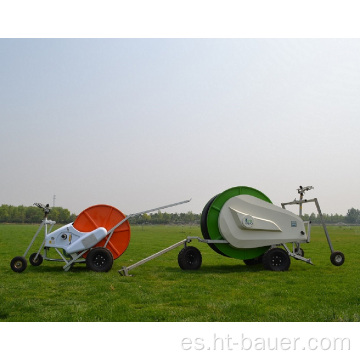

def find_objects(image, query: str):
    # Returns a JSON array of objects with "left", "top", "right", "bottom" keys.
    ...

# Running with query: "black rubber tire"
[
  {"left": 178, "top": 246, "right": 202, "bottom": 270},
  {"left": 10, "top": 256, "right": 28, "bottom": 273},
  {"left": 243, "top": 255, "right": 263, "bottom": 266},
  {"left": 200, "top": 194, "right": 229, "bottom": 257},
  {"left": 263, "top": 248, "right": 291, "bottom": 271},
  {"left": 330, "top": 251, "right": 345, "bottom": 266},
  {"left": 86, "top": 248, "right": 113, "bottom": 272},
  {"left": 29, "top": 253, "right": 43, "bottom": 266}
]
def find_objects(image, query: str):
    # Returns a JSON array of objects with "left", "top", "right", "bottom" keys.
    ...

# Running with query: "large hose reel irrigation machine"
[
  {"left": 119, "top": 185, "right": 345, "bottom": 275},
  {"left": 10, "top": 185, "right": 345, "bottom": 274}
]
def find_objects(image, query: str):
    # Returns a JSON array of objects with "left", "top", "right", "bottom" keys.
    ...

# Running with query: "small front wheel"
[
  {"left": 330, "top": 251, "right": 345, "bottom": 266},
  {"left": 178, "top": 246, "right": 202, "bottom": 270},
  {"left": 29, "top": 253, "right": 43, "bottom": 266},
  {"left": 86, "top": 248, "right": 113, "bottom": 272},
  {"left": 10, "top": 256, "right": 28, "bottom": 273}
]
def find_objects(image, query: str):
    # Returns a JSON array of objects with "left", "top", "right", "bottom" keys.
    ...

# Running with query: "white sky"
[{"left": 1, "top": 3, "right": 360, "bottom": 217}]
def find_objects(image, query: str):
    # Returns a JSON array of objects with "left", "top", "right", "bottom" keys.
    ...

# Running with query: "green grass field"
[{"left": 1, "top": 224, "right": 359, "bottom": 322}]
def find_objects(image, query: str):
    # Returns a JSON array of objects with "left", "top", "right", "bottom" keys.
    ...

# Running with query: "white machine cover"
[{"left": 218, "top": 195, "right": 307, "bottom": 248}]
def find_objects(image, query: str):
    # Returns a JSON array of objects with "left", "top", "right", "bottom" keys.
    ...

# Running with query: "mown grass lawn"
[{"left": 1, "top": 224, "right": 359, "bottom": 322}]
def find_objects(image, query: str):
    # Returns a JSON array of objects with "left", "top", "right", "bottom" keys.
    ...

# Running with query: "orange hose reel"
[{"left": 73, "top": 204, "right": 131, "bottom": 260}]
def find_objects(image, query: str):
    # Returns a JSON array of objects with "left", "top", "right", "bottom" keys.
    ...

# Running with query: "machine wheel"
[
  {"left": 294, "top": 247, "right": 304, "bottom": 257},
  {"left": 29, "top": 253, "right": 43, "bottom": 266},
  {"left": 86, "top": 248, "right": 113, "bottom": 272},
  {"left": 178, "top": 246, "right": 202, "bottom": 270},
  {"left": 10, "top": 256, "right": 28, "bottom": 273},
  {"left": 263, "top": 248, "right": 291, "bottom": 271},
  {"left": 330, "top": 251, "right": 345, "bottom": 266},
  {"left": 243, "top": 255, "right": 263, "bottom": 266}
]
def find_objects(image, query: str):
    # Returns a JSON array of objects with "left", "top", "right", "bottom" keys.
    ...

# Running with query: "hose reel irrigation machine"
[{"left": 10, "top": 185, "right": 345, "bottom": 275}]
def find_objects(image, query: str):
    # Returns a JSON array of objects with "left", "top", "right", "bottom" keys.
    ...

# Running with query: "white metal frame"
[{"left": 281, "top": 186, "right": 336, "bottom": 254}]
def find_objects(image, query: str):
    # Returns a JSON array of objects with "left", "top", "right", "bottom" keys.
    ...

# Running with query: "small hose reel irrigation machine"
[{"left": 10, "top": 200, "right": 190, "bottom": 273}]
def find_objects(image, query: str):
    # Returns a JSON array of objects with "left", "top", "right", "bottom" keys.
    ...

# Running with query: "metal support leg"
[
  {"left": 23, "top": 221, "right": 45, "bottom": 257},
  {"left": 118, "top": 238, "right": 191, "bottom": 276},
  {"left": 55, "top": 248, "right": 71, "bottom": 268},
  {"left": 282, "top": 243, "right": 313, "bottom": 265},
  {"left": 33, "top": 239, "right": 46, "bottom": 261},
  {"left": 62, "top": 249, "right": 88, "bottom": 271},
  {"left": 314, "top": 198, "right": 335, "bottom": 253},
  {"left": 282, "top": 188, "right": 344, "bottom": 266}
]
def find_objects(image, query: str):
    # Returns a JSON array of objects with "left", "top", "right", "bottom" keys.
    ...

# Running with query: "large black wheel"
[
  {"left": 263, "top": 248, "right": 291, "bottom": 271},
  {"left": 29, "top": 253, "right": 43, "bottom": 266},
  {"left": 178, "top": 246, "right": 202, "bottom": 270},
  {"left": 86, "top": 248, "right": 113, "bottom": 272},
  {"left": 10, "top": 256, "right": 28, "bottom": 273},
  {"left": 330, "top": 251, "right": 345, "bottom": 266}
]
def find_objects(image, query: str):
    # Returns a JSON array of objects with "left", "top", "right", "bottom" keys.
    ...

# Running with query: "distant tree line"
[
  {"left": 128, "top": 211, "right": 201, "bottom": 225},
  {"left": 129, "top": 209, "right": 360, "bottom": 225},
  {"left": 1, "top": 204, "right": 360, "bottom": 225},
  {"left": 302, "top": 208, "right": 360, "bottom": 225},
  {"left": 0, "top": 204, "right": 77, "bottom": 224},
  {"left": 0, "top": 205, "right": 200, "bottom": 225}
]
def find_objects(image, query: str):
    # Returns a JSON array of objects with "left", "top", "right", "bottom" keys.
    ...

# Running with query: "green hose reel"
[{"left": 201, "top": 186, "right": 272, "bottom": 260}]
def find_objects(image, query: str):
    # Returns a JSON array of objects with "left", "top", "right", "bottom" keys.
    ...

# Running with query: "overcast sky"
[{"left": 1, "top": 38, "right": 360, "bottom": 216}]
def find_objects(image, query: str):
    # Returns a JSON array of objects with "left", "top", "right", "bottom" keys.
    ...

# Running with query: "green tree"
[
  {"left": 0, "top": 204, "right": 77, "bottom": 223},
  {"left": 345, "top": 208, "right": 360, "bottom": 224},
  {"left": 309, "top": 212, "right": 317, "bottom": 223},
  {"left": 26, "top": 207, "right": 42, "bottom": 223}
]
